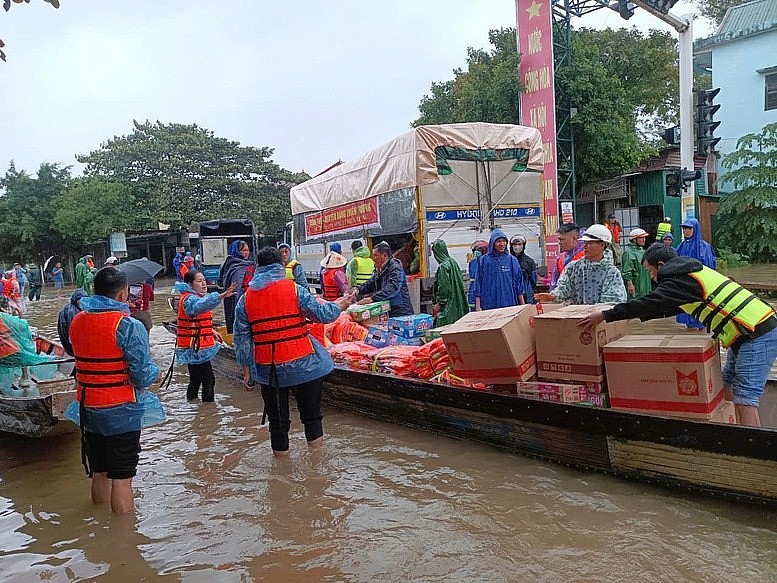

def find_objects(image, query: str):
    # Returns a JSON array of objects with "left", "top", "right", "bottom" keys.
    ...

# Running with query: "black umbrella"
[{"left": 116, "top": 258, "right": 164, "bottom": 284}]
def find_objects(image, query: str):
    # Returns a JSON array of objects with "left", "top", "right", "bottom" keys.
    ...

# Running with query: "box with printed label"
[
  {"left": 364, "top": 326, "right": 390, "bottom": 348},
  {"left": 387, "top": 332, "right": 423, "bottom": 347},
  {"left": 441, "top": 303, "right": 561, "bottom": 383},
  {"left": 604, "top": 335, "right": 723, "bottom": 419},
  {"left": 388, "top": 313, "right": 434, "bottom": 338},
  {"left": 346, "top": 301, "right": 391, "bottom": 322},
  {"left": 516, "top": 381, "right": 589, "bottom": 403},
  {"left": 421, "top": 325, "right": 451, "bottom": 344},
  {"left": 535, "top": 304, "right": 630, "bottom": 383},
  {"left": 709, "top": 400, "right": 736, "bottom": 424}
]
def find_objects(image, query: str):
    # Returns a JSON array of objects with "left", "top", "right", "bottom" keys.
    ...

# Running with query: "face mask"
[
  {"left": 473, "top": 251, "right": 482, "bottom": 259},
  {"left": 512, "top": 244, "right": 524, "bottom": 253}
]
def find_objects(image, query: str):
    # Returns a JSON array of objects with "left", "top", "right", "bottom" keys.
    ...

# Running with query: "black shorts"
[{"left": 85, "top": 430, "right": 141, "bottom": 480}]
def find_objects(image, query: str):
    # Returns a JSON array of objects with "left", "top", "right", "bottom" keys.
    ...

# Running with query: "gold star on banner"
[{"left": 527, "top": 0, "right": 542, "bottom": 19}]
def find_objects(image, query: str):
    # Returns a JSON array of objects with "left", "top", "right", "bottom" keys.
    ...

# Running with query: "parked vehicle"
[
  {"left": 189, "top": 219, "right": 259, "bottom": 290},
  {"left": 283, "top": 123, "right": 547, "bottom": 286}
]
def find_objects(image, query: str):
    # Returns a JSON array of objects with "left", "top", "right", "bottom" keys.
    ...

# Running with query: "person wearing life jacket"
[
  {"left": 346, "top": 240, "right": 375, "bottom": 287},
  {"left": 579, "top": 243, "right": 777, "bottom": 428},
  {"left": 320, "top": 251, "right": 349, "bottom": 301},
  {"left": 233, "top": 246, "right": 353, "bottom": 456},
  {"left": 64, "top": 267, "right": 163, "bottom": 514},
  {"left": 3, "top": 270, "right": 24, "bottom": 317},
  {"left": 550, "top": 223, "right": 585, "bottom": 290},
  {"left": 179, "top": 255, "right": 195, "bottom": 281},
  {"left": 175, "top": 269, "right": 237, "bottom": 402},
  {"left": 219, "top": 240, "right": 255, "bottom": 334},
  {"left": 278, "top": 243, "right": 308, "bottom": 287},
  {"left": 656, "top": 216, "right": 672, "bottom": 243}
]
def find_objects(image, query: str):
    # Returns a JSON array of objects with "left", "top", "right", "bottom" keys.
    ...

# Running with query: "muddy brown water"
[{"left": 1, "top": 285, "right": 776, "bottom": 582}]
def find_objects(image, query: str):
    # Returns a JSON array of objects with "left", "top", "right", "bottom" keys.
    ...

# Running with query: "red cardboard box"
[
  {"left": 604, "top": 335, "right": 723, "bottom": 419},
  {"left": 535, "top": 304, "right": 630, "bottom": 383},
  {"left": 709, "top": 400, "right": 737, "bottom": 424},
  {"left": 441, "top": 303, "right": 560, "bottom": 383}
]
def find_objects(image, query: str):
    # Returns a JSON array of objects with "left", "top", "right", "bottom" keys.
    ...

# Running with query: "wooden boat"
[
  {"left": 162, "top": 320, "right": 777, "bottom": 506},
  {"left": 0, "top": 336, "right": 77, "bottom": 438}
]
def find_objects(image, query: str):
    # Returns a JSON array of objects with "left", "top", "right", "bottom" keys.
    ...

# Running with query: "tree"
[
  {"left": 412, "top": 27, "right": 678, "bottom": 188},
  {"left": 414, "top": 28, "right": 521, "bottom": 126},
  {"left": 715, "top": 122, "right": 777, "bottom": 263},
  {"left": 53, "top": 177, "right": 136, "bottom": 246},
  {"left": 76, "top": 120, "right": 308, "bottom": 236},
  {"left": 0, "top": 162, "right": 70, "bottom": 262}
]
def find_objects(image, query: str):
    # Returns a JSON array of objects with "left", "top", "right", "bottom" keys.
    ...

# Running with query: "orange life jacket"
[
  {"left": 321, "top": 269, "right": 340, "bottom": 301},
  {"left": 70, "top": 311, "right": 136, "bottom": 408},
  {"left": 244, "top": 279, "right": 314, "bottom": 365},
  {"left": 1, "top": 278, "right": 11, "bottom": 298},
  {"left": 0, "top": 317, "right": 20, "bottom": 359},
  {"left": 176, "top": 292, "right": 215, "bottom": 351},
  {"left": 556, "top": 249, "right": 584, "bottom": 277}
]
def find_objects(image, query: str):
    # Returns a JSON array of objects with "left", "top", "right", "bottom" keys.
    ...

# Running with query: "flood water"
[{"left": 2, "top": 285, "right": 777, "bottom": 582}]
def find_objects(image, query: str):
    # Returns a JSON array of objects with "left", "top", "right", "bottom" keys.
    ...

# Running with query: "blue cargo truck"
[{"left": 189, "top": 219, "right": 258, "bottom": 291}]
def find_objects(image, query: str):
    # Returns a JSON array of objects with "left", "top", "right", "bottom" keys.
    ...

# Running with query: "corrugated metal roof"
[
  {"left": 694, "top": 0, "right": 777, "bottom": 52},
  {"left": 719, "top": 0, "right": 777, "bottom": 35}
]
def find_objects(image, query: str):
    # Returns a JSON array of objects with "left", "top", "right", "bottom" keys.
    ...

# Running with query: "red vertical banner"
[{"left": 516, "top": 0, "right": 559, "bottom": 268}]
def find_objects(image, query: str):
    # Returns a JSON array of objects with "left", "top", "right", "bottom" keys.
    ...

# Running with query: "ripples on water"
[{"left": 0, "top": 291, "right": 776, "bottom": 582}]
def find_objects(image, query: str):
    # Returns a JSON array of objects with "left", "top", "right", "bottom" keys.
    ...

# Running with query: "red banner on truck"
[{"left": 304, "top": 197, "right": 380, "bottom": 238}]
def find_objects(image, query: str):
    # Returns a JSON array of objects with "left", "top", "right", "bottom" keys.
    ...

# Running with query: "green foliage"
[
  {"left": 413, "top": 27, "right": 677, "bottom": 188},
  {"left": 715, "top": 248, "right": 750, "bottom": 269},
  {"left": 0, "top": 162, "right": 71, "bottom": 262},
  {"left": 716, "top": 122, "right": 777, "bottom": 263},
  {"left": 76, "top": 120, "right": 308, "bottom": 236},
  {"left": 414, "top": 28, "right": 521, "bottom": 126},
  {"left": 53, "top": 177, "right": 136, "bottom": 245},
  {"left": 696, "top": 0, "right": 746, "bottom": 26}
]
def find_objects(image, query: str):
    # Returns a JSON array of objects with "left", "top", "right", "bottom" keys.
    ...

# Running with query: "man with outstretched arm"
[{"left": 578, "top": 243, "right": 777, "bottom": 427}]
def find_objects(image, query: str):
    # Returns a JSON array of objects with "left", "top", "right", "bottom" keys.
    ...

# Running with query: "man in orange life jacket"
[
  {"left": 579, "top": 244, "right": 777, "bottom": 427},
  {"left": 233, "top": 246, "right": 353, "bottom": 456},
  {"left": 549, "top": 223, "right": 585, "bottom": 290},
  {"left": 67, "top": 268, "right": 164, "bottom": 514}
]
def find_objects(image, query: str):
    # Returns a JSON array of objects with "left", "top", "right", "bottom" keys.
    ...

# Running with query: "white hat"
[
  {"left": 105, "top": 256, "right": 119, "bottom": 265},
  {"left": 579, "top": 224, "right": 612, "bottom": 244},
  {"left": 320, "top": 251, "right": 347, "bottom": 269},
  {"left": 628, "top": 228, "right": 649, "bottom": 239}
]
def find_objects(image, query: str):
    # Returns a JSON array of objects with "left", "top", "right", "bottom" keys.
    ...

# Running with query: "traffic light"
[
  {"left": 696, "top": 87, "right": 721, "bottom": 154},
  {"left": 666, "top": 168, "right": 701, "bottom": 197},
  {"left": 641, "top": 0, "right": 680, "bottom": 15},
  {"left": 617, "top": 0, "right": 635, "bottom": 19},
  {"left": 665, "top": 170, "right": 682, "bottom": 197}
]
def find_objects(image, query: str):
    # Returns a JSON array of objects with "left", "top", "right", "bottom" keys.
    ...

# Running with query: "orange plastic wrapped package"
[
  {"left": 328, "top": 341, "right": 379, "bottom": 371},
  {"left": 433, "top": 368, "right": 487, "bottom": 390},
  {"left": 371, "top": 345, "right": 421, "bottom": 377}
]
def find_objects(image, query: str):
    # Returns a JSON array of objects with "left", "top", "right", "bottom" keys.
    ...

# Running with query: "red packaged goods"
[
  {"left": 604, "top": 335, "right": 723, "bottom": 419},
  {"left": 328, "top": 342, "right": 379, "bottom": 371},
  {"left": 372, "top": 345, "right": 421, "bottom": 377},
  {"left": 412, "top": 341, "right": 436, "bottom": 379},
  {"left": 340, "top": 320, "right": 369, "bottom": 343},
  {"left": 432, "top": 368, "right": 487, "bottom": 390},
  {"left": 324, "top": 313, "right": 352, "bottom": 344}
]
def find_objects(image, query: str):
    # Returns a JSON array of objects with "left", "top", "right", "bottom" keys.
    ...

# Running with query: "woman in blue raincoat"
[
  {"left": 175, "top": 270, "right": 236, "bottom": 402},
  {"left": 676, "top": 217, "right": 717, "bottom": 330},
  {"left": 219, "top": 240, "right": 254, "bottom": 334}
]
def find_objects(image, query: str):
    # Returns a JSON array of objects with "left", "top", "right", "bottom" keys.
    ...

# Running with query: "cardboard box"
[
  {"left": 387, "top": 332, "right": 423, "bottom": 347},
  {"left": 421, "top": 325, "right": 451, "bottom": 344},
  {"left": 604, "top": 335, "right": 723, "bottom": 419},
  {"left": 388, "top": 313, "right": 434, "bottom": 338},
  {"left": 441, "top": 303, "right": 560, "bottom": 383},
  {"left": 362, "top": 313, "right": 389, "bottom": 327},
  {"left": 346, "top": 301, "right": 391, "bottom": 322},
  {"left": 709, "top": 400, "right": 737, "bottom": 425},
  {"left": 516, "top": 381, "right": 589, "bottom": 403},
  {"left": 364, "top": 326, "right": 390, "bottom": 348},
  {"left": 535, "top": 304, "right": 629, "bottom": 383},
  {"left": 529, "top": 376, "right": 607, "bottom": 395}
]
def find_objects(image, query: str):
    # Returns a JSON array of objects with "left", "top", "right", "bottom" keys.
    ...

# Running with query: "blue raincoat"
[
  {"left": 64, "top": 295, "right": 164, "bottom": 435},
  {"left": 473, "top": 229, "right": 525, "bottom": 310},
  {"left": 233, "top": 264, "right": 342, "bottom": 387},
  {"left": 174, "top": 281, "right": 224, "bottom": 365},
  {"left": 676, "top": 217, "right": 717, "bottom": 329},
  {"left": 467, "top": 251, "right": 482, "bottom": 307},
  {"left": 57, "top": 288, "right": 88, "bottom": 356}
]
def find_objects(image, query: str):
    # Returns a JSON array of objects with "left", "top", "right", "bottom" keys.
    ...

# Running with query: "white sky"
[{"left": 1, "top": 1, "right": 712, "bottom": 179}]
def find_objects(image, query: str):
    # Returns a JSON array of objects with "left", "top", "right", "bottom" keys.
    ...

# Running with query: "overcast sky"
[{"left": 1, "top": 1, "right": 712, "bottom": 179}]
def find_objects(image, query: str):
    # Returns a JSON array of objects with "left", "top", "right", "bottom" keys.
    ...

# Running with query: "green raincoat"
[
  {"left": 83, "top": 268, "right": 97, "bottom": 296},
  {"left": 75, "top": 257, "right": 87, "bottom": 289},
  {"left": 621, "top": 242, "right": 651, "bottom": 298},
  {"left": 431, "top": 239, "right": 468, "bottom": 327}
]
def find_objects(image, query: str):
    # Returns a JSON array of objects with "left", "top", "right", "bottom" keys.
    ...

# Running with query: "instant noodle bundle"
[{"left": 328, "top": 341, "right": 379, "bottom": 371}]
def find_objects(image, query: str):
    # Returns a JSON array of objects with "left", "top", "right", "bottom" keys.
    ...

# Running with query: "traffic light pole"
[{"left": 678, "top": 20, "right": 695, "bottom": 219}]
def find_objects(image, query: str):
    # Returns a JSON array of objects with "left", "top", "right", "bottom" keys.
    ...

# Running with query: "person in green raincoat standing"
[
  {"left": 621, "top": 228, "right": 652, "bottom": 298},
  {"left": 75, "top": 256, "right": 88, "bottom": 289},
  {"left": 431, "top": 239, "right": 468, "bottom": 326}
]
